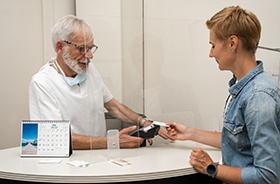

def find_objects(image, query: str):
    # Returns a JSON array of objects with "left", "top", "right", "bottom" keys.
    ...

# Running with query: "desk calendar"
[{"left": 20, "top": 120, "right": 72, "bottom": 157}]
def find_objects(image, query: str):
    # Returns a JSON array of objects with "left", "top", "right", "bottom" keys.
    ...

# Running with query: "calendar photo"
[
  {"left": 20, "top": 120, "right": 72, "bottom": 157},
  {"left": 21, "top": 123, "right": 38, "bottom": 155}
]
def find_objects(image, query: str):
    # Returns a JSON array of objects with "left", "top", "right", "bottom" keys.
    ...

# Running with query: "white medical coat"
[{"left": 29, "top": 59, "right": 113, "bottom": 137}]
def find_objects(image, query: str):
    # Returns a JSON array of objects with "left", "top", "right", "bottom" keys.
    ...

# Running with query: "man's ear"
[{"left": 56, "top": 41, "right": 64, "bottom": 54}]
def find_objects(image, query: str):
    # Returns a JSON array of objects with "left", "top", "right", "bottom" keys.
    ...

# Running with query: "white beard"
[{"left": 62, "top": 48, "right": 88, "bottom": 74}]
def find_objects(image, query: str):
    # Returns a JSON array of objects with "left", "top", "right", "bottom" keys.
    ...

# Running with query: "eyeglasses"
[{"left": 62, "top": 40, "right": 98, "bottom": 54}]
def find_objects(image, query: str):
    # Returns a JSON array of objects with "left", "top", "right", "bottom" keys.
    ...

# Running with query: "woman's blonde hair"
[{"left": 206, "top": 6, "right": 261, "bottom": 54}]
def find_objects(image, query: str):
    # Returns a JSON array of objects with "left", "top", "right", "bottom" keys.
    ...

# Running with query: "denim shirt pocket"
[{"left": 223, "top": 119, "right": 248, "bottom": 150}]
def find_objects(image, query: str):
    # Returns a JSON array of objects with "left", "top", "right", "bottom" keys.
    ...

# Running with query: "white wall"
[
  {"left": 76, "top": 0, "right": 124, "bottom": 103},
  {"left": 144, "top": 0, "right": 280, "bottom": 131},
  {"left": 0, "top": 0, "right": 75, "bottom": 149},
  {"left": 77, "top": 0, "right": 280, "bottom": 133},
  {"left": 76, "top": 0, "right": 144, "bottom": 113},
  {"left": 1, "top": 0, "right": 280, "bottom": 149}
]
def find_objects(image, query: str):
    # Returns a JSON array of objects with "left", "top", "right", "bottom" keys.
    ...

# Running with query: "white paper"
[
  {"left": 38, "top": 159, "right": 62, "bottom": 164},
  {"left": 109, "top": 158, "right": 131, "bottom": 166},
  {"left": 67, "top": 160, "right": 91, "bottom": 167}
]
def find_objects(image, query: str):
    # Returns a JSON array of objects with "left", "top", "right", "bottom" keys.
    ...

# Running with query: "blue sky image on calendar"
[{"left": 22, "top": 124, "right": 38, "bottom": 146}]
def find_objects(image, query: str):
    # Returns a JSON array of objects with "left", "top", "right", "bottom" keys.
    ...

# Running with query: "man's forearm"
[
  {"left": 105, "top": 99, "right": 140, "bottom": 125},
  {"left": 72, "top": 133, "right": 107, "bottom": 150}
]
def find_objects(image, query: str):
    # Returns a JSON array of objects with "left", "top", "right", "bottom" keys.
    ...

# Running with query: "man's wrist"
[
  {"left": 137, "top": 117, "right": 152, "bottom": 127},
  {"left": 140, "top": 118, "right": 147, "bottom": 127}
]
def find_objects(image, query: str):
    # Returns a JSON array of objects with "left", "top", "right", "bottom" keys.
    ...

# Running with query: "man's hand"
[{"left": 119, "top": 126, "right": 144, "bottom": 148}]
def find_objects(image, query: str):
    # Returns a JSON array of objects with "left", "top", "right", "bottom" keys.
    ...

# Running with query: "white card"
[{"left": 152, "top": 121, "right": 169, "bottom": 127}]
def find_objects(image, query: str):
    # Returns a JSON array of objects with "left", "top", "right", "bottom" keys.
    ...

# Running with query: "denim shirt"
[{"left": 222, "top": 61, "right": 280, "bottom": 184}]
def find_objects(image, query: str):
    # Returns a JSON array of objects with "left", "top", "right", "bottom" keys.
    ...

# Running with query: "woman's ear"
[{"left": 229, "top": 35, "right": 239, "bottom": 52}]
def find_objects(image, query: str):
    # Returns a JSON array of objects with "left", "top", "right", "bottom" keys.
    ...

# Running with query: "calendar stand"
[{"left": 20, "top": 120, "right": 72, "bottom": 158}]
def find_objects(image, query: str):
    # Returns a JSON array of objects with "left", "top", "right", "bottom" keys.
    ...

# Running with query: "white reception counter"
[{"left": 0, "top": 140, "right": 221, "bottom": 183}]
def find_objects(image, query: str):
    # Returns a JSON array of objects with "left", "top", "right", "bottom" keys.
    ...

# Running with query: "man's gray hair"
[{"left": 51, "top": 15, "right": 94, "bottom": 51}]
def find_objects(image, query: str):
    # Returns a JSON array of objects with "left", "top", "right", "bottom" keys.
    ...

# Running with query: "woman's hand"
[
  {"left": 166, "top": 122, "right": 192, "bottom": 141},
  {"left": 189, "top": 148, "right": 214, "bottom": 174}
]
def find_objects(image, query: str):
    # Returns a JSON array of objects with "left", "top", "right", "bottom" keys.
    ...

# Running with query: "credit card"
[{"left": 152, "top": 121, "right": 169, "bottom": 127}]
